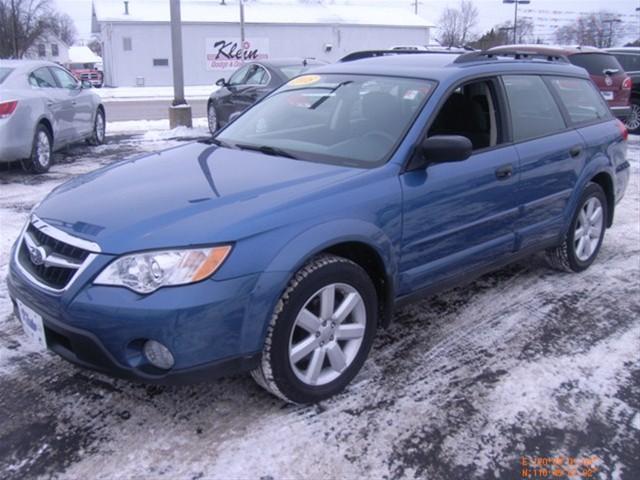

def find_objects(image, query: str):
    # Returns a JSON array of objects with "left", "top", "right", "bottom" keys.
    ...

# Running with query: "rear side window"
[
  {"left": 611, "top": 53, "right": 640, "bottom": 73},
  {"left": 569, "top": 53, "right": 623, "bottom": 75},
  {"left": 547, "top": 77, "right": 610, "bottom": 125},
  {"left": 0, "top": 67, "right": 13, "bottom": 84},
  {"left": 502, "top": 75, "right": 566, "bottom": 142},
  {"left": 28, "top": 67, "right": 57, "bottom": 88}
]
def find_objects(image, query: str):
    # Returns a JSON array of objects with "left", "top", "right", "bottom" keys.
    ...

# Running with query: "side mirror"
[
  {"left": 216, "top": 78, "right": 227, "bottom": 87},
  {"left": 421, "top": 135, "right": 472, "bottom": 164},
  {"left": 81, "top": 80, "right": 93, "bottom": 89}
]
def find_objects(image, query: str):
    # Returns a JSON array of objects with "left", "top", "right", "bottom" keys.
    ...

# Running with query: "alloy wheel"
[
  {"left": 288, "top": 283, "right": 366, "bottom": 386},
  {"left": 625, "top": 103, "right": 640, "bottom": 132},
  {"left": 96, "top": 112, "right": 105, "bottom": 142},
  {"left": 36, "top": 131, "right": 51, "bottom": 168},
  {"left": 573, "top": 196, "right": 604, "bottom": 262}
]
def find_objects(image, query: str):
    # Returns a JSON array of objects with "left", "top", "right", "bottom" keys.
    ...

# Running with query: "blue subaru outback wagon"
[{"left": 8, "top": 51, "right": 630, "bottom": 403}]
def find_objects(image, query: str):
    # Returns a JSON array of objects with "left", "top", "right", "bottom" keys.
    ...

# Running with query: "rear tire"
[
  {"left": 87, "top": 108, "right": 106, "bottom": 146},
  {"left": 546, "top": 182, "right": 607, "bottom": 273},
  {"left": 625, "top": 98, "right": 640, "bottom": 134},
  {"left": 251, "top": 254, "right": 377, "bottom": 404},
  {"left": 22, "top": 124, "right": 52, "bottom": 174},
  {"left": 207, "top": 103, "right": 219, "bottom": 134}
]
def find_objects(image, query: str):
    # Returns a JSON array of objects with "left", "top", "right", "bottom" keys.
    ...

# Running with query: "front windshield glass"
[{"left": 215, "top": 73, "right": 435, "bottom": 167}]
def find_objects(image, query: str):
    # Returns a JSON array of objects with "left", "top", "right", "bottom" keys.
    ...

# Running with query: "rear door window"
[
  {"left": 0, "top": 67, "right": 13, "bottom": 85},
  {"left": 611, "top": 53, "right": 640, "bottom": 73},
  {"left": 502, "top": 75, "right": 566, "bottom": 142},
  {"left": 547, "top": 76, "right": 610, "bottom": 125},
  {"left": 29, "top": 67, "right": 57, "bottom": 88},
  {"left": 569, "top": 53, "right": 623, "bottom": 75}
]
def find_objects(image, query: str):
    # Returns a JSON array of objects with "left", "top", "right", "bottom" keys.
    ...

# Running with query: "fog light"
[{"left": 143, "top": 340, "right": 174, "bottom": 369}]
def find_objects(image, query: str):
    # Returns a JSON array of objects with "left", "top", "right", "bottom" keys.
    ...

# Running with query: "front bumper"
[
  {"left": 7, "top": 246, "right": 281, "bottom": 384},
  {"left": 610, "top": 105, "right": 631, "bottom": 121}
]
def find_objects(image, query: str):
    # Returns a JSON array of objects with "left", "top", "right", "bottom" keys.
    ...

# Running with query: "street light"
[{"left": 503, "top": 0, "right": 531, "bottom": 44}]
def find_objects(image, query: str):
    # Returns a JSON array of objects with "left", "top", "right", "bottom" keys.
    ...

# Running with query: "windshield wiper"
[
  {"left": 201, "top": 137, "right": 235, "bottom": 149},
  {"left": 235, "top": 143, "right": 298, "bottom": 159}
]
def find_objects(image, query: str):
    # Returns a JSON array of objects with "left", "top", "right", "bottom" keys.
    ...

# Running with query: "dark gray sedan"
[
  {"left": 0, "top": 60, "right": 105, "bottom": 173},
  {"left": 207, "top": 58, "right": 326, "bottom": 133}
]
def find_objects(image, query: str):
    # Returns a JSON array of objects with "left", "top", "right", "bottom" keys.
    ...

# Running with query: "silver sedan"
[{"left": 0, "top": 60, "right": 105, "bottom": 173}]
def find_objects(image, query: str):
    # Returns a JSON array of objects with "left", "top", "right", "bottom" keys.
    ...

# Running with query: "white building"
[
  {"left": 92, "top": 0, "right": 433, "bottom": 87},
  {"left": 26, "top": 34, "right": 70, "bottom": 64}
]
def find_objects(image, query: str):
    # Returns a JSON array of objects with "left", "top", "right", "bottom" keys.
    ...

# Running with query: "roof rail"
[
  {"left": 454, "top": 50, "right": 569, "bottom": 64},
  {"left": 339, "top": 49, "right": 444, "bottom": 63}
]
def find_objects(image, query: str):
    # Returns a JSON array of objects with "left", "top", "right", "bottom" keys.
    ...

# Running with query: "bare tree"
[
  {"left": 437, "top": 0, "right": 478, "bottom": 47},
  {"left": 554, "top": 11, "right": 623, "bottom": 48},
  {"left": 49, "top": 11, "right": 77, "bottom": 46},
  {"left": 496, "top": 17, "right": 534, "bottom": 44},
  {"left": 0, "top": 0, "right": 76, "bottom": 59},
  {"left": 459, "top": 0, "right": 478, "bottom": 45}
]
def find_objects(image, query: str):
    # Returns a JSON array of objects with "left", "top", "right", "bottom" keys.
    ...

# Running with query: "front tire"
[
  {"left": 252, "top": 255, "right": 378, "bottom": 404},
  {"left": 87, "top": 108, "right": 106, "bottom": 146},
  {"left": 546, "top": 182, "right": 607, "bottom": 273},
  {"left": 22, "top": 124, "right": 52, "bottom": 174}
]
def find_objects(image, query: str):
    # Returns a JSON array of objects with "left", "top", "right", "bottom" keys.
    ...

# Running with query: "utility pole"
[
  {"left": 503, "top": 0, "right": 530, "bottom": 44},
  {"left": 602, "top": 18, "right": 621, "bottom": 48},
  {"left": 239, "top": 0, "right": 245, "bottom": 44},
  {"left": 168, "top": 0, "right": 192, "bottom": 128}
]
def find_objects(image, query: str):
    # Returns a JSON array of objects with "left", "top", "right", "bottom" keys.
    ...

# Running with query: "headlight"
[{"left": 94, "top": 245, "right": 232, "bottom": 294}]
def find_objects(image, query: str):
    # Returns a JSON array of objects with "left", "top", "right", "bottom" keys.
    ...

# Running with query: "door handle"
[
  {"left": 495, "top": 164, "right": 513, "bottom": 180},
  {"left": 569, "top": 146, "right": 582, "bottom": 158}
]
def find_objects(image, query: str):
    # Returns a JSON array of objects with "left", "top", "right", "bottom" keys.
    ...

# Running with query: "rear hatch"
[{"left": 568, "top": 53, "right": 630, "bottom": 107}]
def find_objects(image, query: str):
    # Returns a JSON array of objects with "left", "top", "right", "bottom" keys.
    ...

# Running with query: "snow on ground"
[
  {"left": 0, "top": 134, "right": 638, "bottom": 479},
  {"left": 107, "top": 117, "right": 209, "bottom": 140},
  {"left": 96, "top": 85, "right": 216, "bottom": 102}
]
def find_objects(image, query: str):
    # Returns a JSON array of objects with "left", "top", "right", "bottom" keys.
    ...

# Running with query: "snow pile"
[{"left": 96, "top": 85, "right": 215, "bottom": 101}]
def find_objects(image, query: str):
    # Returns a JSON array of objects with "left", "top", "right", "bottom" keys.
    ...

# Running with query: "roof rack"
[
  {"left": 339, "top": 49, "right": 454, "bottom": 63},
  {"left": 454, "top": 50, "right": 569, "bottom": 64}
]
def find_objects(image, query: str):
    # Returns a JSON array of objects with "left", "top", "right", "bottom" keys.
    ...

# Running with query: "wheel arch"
[{"left": 589, "top": 171, "right": 615, "bottom": 228}]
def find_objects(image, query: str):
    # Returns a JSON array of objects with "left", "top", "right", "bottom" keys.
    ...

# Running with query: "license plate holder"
[
  {"left": 16, "top": 300, "right": 47, "bottom": 350},
  {"left": 601, "top": 91, "right": 614, "bottom": 101}
]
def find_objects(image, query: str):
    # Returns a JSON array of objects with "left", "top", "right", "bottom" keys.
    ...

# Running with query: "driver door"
[{"left": 398, "top": 77, "right": 520, "bottom": 295}]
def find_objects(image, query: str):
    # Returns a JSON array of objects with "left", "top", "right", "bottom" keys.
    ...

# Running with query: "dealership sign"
[{"left": 205, "top": 38, "right": 270, "bottom": 70}]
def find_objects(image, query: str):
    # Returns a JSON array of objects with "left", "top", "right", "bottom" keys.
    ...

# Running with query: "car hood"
[{"left": 35, "top": 142, "right": 365, "bottom": 254}]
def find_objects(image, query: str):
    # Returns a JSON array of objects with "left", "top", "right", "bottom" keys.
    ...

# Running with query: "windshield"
[
  {"left": 278, "top": 65, "right": 310, "bottom": 79},
  {"left": 215, "top": 74, "right": 435, "bottom": 167},
  {"left": 569, "top": 53, "right": 623, "bottom": 75},
  {"left": 0, "top": 67, "right": 13, "bottom": 85}
]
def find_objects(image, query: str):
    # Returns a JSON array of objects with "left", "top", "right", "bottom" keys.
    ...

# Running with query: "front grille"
[{"left": 18, "top": 224, "right": 91, "bottom": 290}]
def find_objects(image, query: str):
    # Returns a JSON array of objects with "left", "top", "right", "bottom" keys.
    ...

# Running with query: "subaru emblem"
[{"left": 28, "top": 245, "right": 47, "bottom": 266}]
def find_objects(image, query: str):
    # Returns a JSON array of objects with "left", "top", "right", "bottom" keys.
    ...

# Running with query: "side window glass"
[
  {"left": 29, "top": 68, "right": 57, "bottom": 88},
  {"left": 502, "top": 75, "right": 566, "bottom": 142},
  {"left": 51, "top": 68, "right": 79, "bottom": 89},
  {"left": 428, "top": 79, "right": 502, "bottom": 150},
  {"left": 547, "top": 77, "right": 610, "bottom": 125},
  {"left": 245, "top": 65, "right": 269, "bottom": 85},
  {"left": 228, "top": 65, "right": 251, "bottom": 86}
]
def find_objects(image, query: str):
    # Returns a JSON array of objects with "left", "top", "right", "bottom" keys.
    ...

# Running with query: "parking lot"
[{"left": 0, "top": 130, "right": 638, "bottom": 479}]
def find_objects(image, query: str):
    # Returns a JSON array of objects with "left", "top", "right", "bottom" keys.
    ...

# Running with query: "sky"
[{"left": 56, "top": 0, "right": 640, "bottom": 44}]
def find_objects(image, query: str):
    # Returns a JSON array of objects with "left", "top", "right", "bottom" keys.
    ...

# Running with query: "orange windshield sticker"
[{"left": 288, "top": 75, "right": 321, "bottom": 86}]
